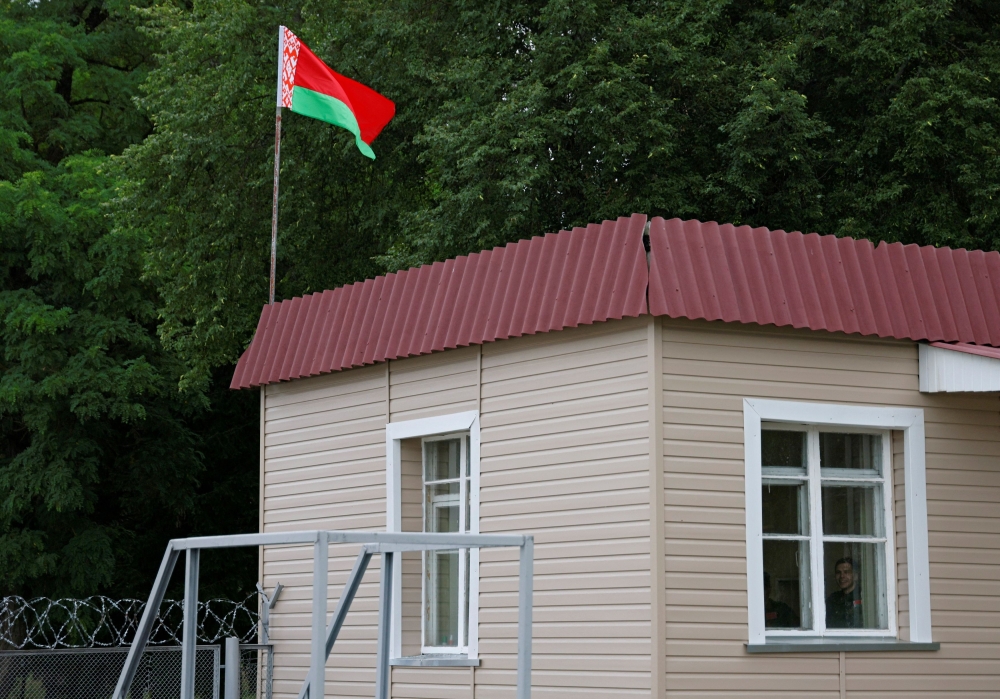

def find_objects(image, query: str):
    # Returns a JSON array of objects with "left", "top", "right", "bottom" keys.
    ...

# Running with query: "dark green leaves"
[
  {"left": 0, "top": 0, "right": 208, "bottom": 597},
  {"left": 119, "top": 0, "right": 1000, "bottom": 391},
  {"left": 6, "top": 0, "right": 1000, "bottom": 597}
]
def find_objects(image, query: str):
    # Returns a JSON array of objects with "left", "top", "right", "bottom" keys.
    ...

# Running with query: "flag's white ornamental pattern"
[{"left": 278, "top": 25, "right": 301, "bottom": 108}]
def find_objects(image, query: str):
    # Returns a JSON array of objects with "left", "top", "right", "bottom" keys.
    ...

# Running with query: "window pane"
[
  {"left": 425, "top": 550, "right": 459, "bottom": 646},
  {"left": 822, "top": 485, "right": 881, "bottom": 536},
  {"left": 465, "top": 479, "right": 471, "bottom": 533},
  {"left": 823, "top": 542, "right": 887, "bottom": 629},
  {"left": 425, "top": 439, "right": 462, "bottom": 481},
  {"left": 465, "top": 435, "right": 471, "bottom": 479},
  {"left": 426, "top": 483, "right": 460, "bottom": 533},
  {"left": 422, "top": 435, "right": 471, "bottom": 651},
  {"left": 762, "top": 483, "right": 808, "bottom": 535},
  {"left": 762, "top": 540, "right": 810, "bottom": 629},
  {"left": 762, "top": 430, "right": 806, "bottom": 468},
  {"left": 820, "top": 433, "right": 881, "bottom": 472}
]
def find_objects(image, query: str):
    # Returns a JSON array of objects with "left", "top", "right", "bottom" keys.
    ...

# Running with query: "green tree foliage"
[
  {"left": 116, "top": 0, "right": 452, "bottom": 391},
  {"left": 6, "top": 0, "right": 999, "bottom": 597},
  {"left": 0, "top": 0, "right": 257, "bottom": 598},
  {"left": 119, "top": 0, "right": 1000, "bottom": 391}
]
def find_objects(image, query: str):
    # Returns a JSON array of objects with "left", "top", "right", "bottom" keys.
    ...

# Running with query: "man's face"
[{"left": 835, "top": 562, "right": 855, "bottom": 591}]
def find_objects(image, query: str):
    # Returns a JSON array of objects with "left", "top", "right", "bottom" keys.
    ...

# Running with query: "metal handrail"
[{"left": 113, "top": 530, "right": 534, "bottom": 699}]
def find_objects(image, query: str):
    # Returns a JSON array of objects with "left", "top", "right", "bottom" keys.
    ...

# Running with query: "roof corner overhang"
[{"left": 919, "top": 342, "right": 1000, "bottom": 393}]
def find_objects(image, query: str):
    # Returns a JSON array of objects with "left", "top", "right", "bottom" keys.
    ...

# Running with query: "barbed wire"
[{"left": 0, "top": 595, "right": 260, "bottom": 650}]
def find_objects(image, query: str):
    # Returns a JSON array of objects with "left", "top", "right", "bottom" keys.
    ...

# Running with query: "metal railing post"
[
  {"left": 224, "top": 637, "right": 240, "bottom": 699},
  {"left": 112, "top": 545, "right": 180, "bottom": 699},
  {"left": 516, "top": 536, "right": 533, "bottom": 699},
  {"left": 309, "top": 531, "right": 328, "bottom": 698},
  {"left": 180, "top": 548, "right": 200, "bottom": 699},
  {"left": 374, "top": 551, "right": 394, "bottom": 699}
]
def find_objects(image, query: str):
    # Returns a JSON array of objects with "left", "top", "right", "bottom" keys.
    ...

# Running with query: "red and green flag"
[{"left": 277, "top": 26, "right": 395, "bottom": 159}]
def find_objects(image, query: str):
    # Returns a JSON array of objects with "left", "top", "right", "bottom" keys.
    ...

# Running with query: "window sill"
[
  {"left": 746, "top": 638, "right": 940, "bottom": 653},
  {"left": 390, "top": 655, "right": 480, "bottom": 667}
]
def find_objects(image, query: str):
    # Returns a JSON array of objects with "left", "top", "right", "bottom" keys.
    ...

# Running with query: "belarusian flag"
[{"left": 277, "top": 26, "right": 395, "bottom": 159}]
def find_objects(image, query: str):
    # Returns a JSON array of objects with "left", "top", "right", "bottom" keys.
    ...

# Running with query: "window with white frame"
[
  {"left": 386, "top": 411, "right": 481, "bottom": 660},
  {"left": 422, "top": 434, "right": 472, "bottom": 652},
  {"left": 743, "top": 399, "right": 934, "bottom": 646},
  {"left": 760, "top": 426, "right": 895, "bottom": 635}
]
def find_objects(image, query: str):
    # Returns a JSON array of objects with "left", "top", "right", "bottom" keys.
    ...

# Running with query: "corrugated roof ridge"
[
  {"left": 301, "top": 292, "right": 327, "bottom": 378},
  {"left": 949, "top": 251, "right": 986, "bottom": 343},
  {"left": 836, "top": 236, "right": 877, "bottom": 337},
  {"left": 802, "top": 232, "right": 839, "bottom": 333},
  {"left": 442, "top": 255, "right": 474, "bottom": 349},
  {"left": 232, "top": 214, "right": 1000, "bottom": 388},
  {"left": 970, "top": 249, "right": 1000, "bottom": 345},
  {"left": 507, "top": 234, "right": 544, "bottom": 338},
  {"left": 257, "top": 299, "right": 293, "bottom": 384},
  {"left": 617, "top": 214, "right": 649, "bottom": 317},
  {"left": 276, "top": 295, "right": 306, "bottom": 381},
  {"left": 352, "top": 275, "right": 385, "bottom": 366},
  {"left": 469, "top": 248, "right": 501, "bottom": 346},
  {"left": 923, "top": 245, "right": 962, "bottom": 341},
  {"left": 230, "top": 303, "right": 270, "bottom": 389},
  {"left": 365, "top": 272, "right": 403, "bottom": 364},
  {"left": 538, "top": 227, "right": 570, "bottom": 332},
  {"left": 313, "top": 286, "right": 348, "bottom": 375}
]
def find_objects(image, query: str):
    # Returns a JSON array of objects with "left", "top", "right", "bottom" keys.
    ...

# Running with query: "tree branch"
[{"left": 70, "top": 98, "right": 112, "bottom": 107}]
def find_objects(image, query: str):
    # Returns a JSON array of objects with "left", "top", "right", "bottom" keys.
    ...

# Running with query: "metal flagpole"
[
  {"left": 270, "top": 25, "right": 288, "bottom": 306},
  {"left": 270, "top": 104, "right": 282, "bottom": 305}
]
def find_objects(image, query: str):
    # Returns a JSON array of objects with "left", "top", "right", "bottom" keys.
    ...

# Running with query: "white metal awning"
[{"left": 919, "top": 342, "right": 1000, "bottom": 392}]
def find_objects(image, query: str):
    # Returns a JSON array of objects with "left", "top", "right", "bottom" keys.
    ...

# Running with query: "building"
[{"left": 232, "top": 214, "right": 1000, "bottom": 698}]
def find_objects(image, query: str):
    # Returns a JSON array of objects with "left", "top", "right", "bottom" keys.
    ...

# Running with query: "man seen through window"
[
  {"left": 763, "top": 571, "right": 799, "bottom": 628},
  {"left": 826, "top": 557, "right": 863, "bottom": 628}
]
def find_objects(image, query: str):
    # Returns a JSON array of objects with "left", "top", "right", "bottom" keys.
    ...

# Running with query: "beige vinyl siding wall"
[
  {"left": 389, "top": 345, "right": 479, "bottom": 421},
  {"left": 262, "top": 363, "right": 388, "bottom": 699},
  {"left": 262, "top": 346, "right": 483, "bottom": 699},
  {"left": 399, "top": 438, "right": 423, "bottom": 657},
  {"left": 478, "top": 317, "right": 652, "bottom": 699},
  {"left": 261, "top": 318, "right": 656, "bottom": 699},
  {"left": 661, "top": 316, "right": 1000, "bottom": 698},
  {"left": 388, "top": 348, "right": 480, "bottom": 699},
  {"left": 260, "top": 310, "right": 1000, "bottom": 699}
]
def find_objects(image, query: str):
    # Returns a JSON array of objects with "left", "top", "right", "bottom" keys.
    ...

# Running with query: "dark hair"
[{"left": 834, "top": 557, "right": 855, "bottom": 571}]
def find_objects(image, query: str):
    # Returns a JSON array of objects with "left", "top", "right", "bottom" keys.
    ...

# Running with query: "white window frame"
[
  {"left": 420, "top": 432, "right": 471, "bottom": 654},
  {"left": 744, "top": 399, "right": 933, "bottom": 645},
  {"left": 760, "top": 423, "right": 896, "bottom": 638},
  {"left": 386, "top": 411, "right": 480, "bottom": 659}
]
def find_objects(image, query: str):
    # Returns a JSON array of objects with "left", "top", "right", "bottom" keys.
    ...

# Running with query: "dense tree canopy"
[
  {"left": 120, "top": 0, "right": 1000, "bottom": 390},
  {"left": 3, "top": 0, "right": 999, "bottom": 597},
  {"left": 0, "top": 0, "right": 256, "bottom": 598}
]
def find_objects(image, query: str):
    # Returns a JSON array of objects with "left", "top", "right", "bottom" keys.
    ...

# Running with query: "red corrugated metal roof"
[
  {"left": 231, "top": 214, "right": 649, "bottom": 389},
  {"left": 233, "top": 214, "right": 1000, "bottom": 389},
  {"left": 647, "top": 217, "right": 1000, "bottom": 346},
  {"left": 929, "top": 342, "right": 1000, "bottom": 360}
]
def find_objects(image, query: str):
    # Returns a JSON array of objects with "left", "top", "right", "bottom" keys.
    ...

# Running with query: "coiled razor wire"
[{"left": 0, "top": 594, "right": 260, "bottom": 649}]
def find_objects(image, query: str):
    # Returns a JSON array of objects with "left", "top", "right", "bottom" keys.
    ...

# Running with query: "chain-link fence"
[
  {"left": 0, "top": 645, "right": 220, "bottom": 699},
  {"left": 234, "top": 645, "right": 272, "bottom": 699},
  {"left": 0, "top": 596, "right": 273, "bottom": 699}
]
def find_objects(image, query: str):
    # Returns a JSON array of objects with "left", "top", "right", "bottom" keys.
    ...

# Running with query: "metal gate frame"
[{"left": 112, "top": 531, "right": 534, "bottom": 699}]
